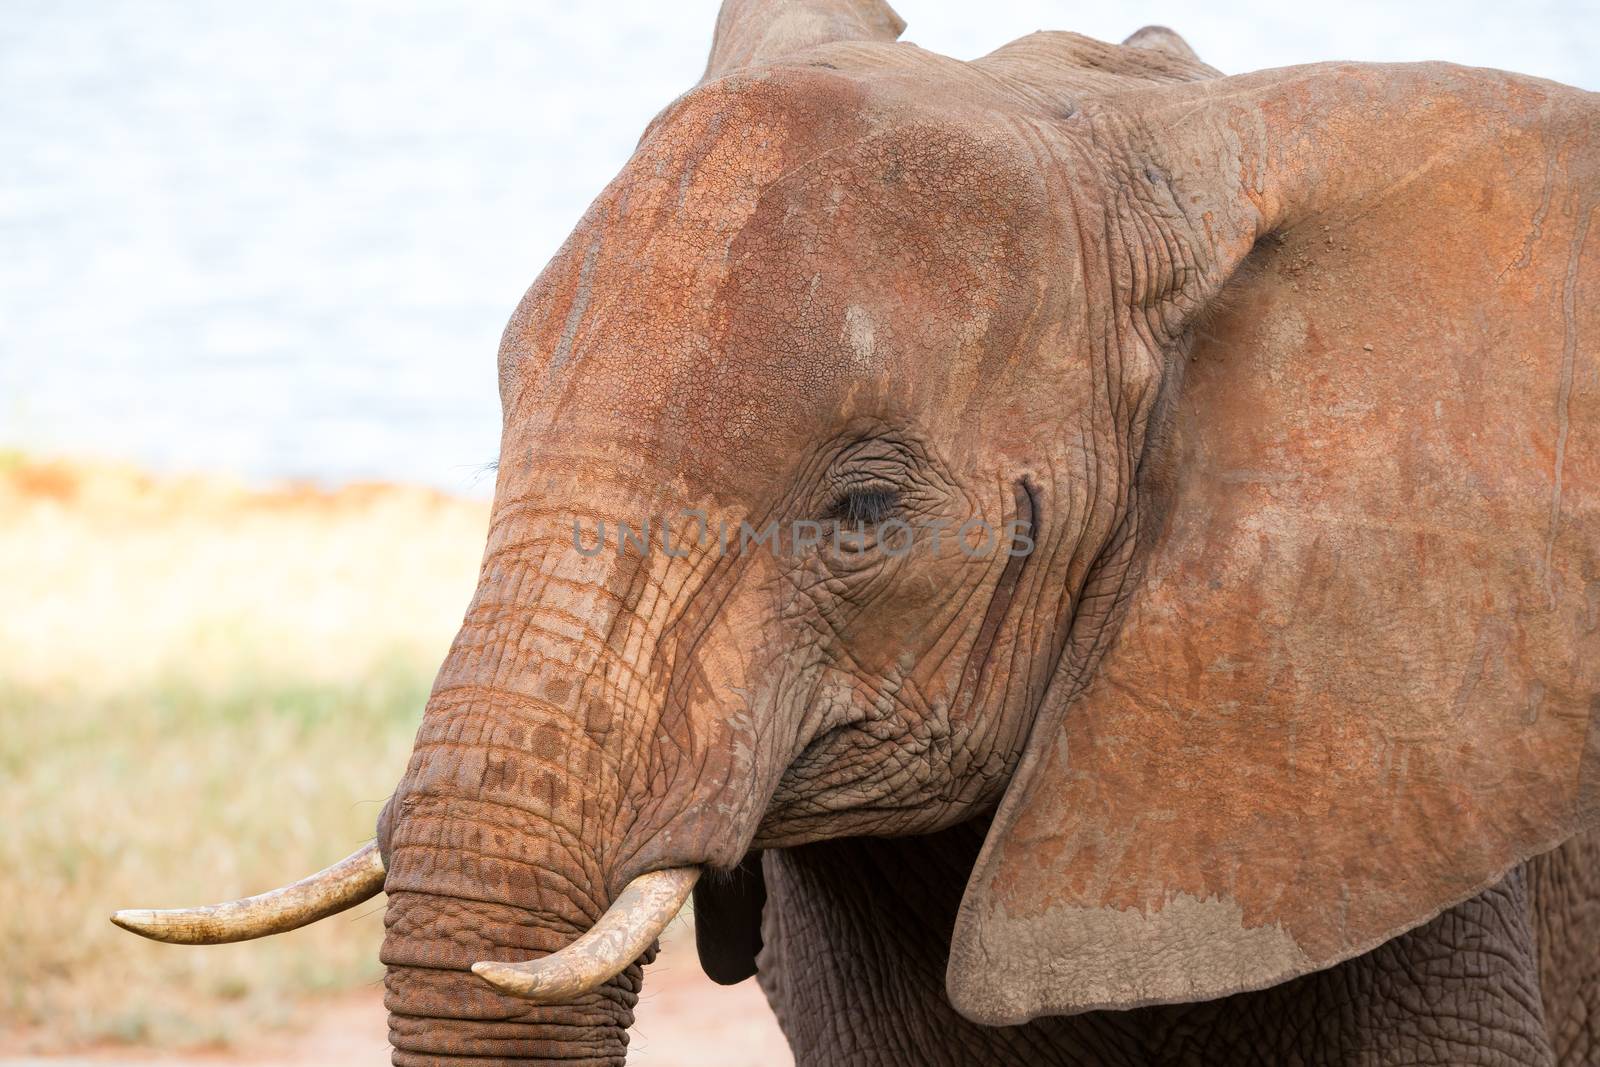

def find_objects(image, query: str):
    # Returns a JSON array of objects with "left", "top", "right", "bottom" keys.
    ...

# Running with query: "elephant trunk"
[
  {"left": 379, "top": 519, "right": 730, "bottom": 1065},
  {"left": 380, "top": 735, "right": 655, "bottom": 1066},
  {"left": 382, "top": 856, "right": 647, "bottom": 1067}
]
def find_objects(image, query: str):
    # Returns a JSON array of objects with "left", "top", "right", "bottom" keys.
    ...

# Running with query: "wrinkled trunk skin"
[
  {"left": 379, "top": 524, "right": 667, "bottom": 1065},
  {"left": 383, "top": 882, "right": 642, "bottom": 1065},
  {"left": 380, "top": 700, "right": 641, "bottom": 1064},
  {"left": 381, "top": 780, "right": 643, "bottom": 1065}
]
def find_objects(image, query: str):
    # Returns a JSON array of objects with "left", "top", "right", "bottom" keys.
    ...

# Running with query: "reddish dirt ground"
[{"left": 0, "top": 932, "right": 792, "bottom": 1067}]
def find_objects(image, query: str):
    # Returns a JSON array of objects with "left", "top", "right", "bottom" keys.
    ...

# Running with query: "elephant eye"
[{"left": 824, "top": 484, "right": 900, "bottom": 527}]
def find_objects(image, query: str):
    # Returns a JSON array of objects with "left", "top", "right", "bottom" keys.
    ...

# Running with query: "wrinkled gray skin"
[
  {"left": 757, "top": 825, "right": 1600, "bottom": 1066},
  {"left": 368, "top": 3, "right": 1600, "bottom": 1064}
]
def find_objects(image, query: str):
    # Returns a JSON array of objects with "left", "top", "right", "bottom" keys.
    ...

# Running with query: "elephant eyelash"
[{"left": 823, "top": 485, "right": 901, "bottom": 526}]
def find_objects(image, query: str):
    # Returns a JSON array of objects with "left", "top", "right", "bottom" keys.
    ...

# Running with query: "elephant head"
[{"left": 115, "top": 1, "right": 1600, "bottom": 1062}]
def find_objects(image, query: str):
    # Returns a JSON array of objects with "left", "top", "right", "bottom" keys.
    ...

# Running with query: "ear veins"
[{"left": 954, "top": 479, "right": 1038, "bottom": 715}]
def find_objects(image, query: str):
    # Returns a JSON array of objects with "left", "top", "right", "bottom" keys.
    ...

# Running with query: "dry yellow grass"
[{"left": 0, "top": 454, "right": 489, "bottom": 1052}]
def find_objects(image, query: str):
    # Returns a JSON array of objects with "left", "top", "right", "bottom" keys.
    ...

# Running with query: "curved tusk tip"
[
  {"left": 472, "top": 867, "right": 700, "bottom": 1002},
  {"left": 111, "top": 908, "right": 191, "bottom": 943},
  {"left": 110, "top": 910, "right": 156, "bottom": 935}
]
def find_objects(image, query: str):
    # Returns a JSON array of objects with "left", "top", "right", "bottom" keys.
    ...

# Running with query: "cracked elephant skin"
[
  {"left": 321, "top": 1, "right": 1600, "bottom": 1064},
  {"left": 758, "top": 821, "right": 1600, "bottom": 1067}
]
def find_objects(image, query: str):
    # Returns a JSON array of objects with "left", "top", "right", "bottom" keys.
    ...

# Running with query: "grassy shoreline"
[{"left": 0, "top": 456, "right": 488, "bottom": 1051}]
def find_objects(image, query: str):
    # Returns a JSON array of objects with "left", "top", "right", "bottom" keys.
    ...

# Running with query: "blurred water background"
[{"left": 1, "top": 0, "right": 1595, "bottom": 495}]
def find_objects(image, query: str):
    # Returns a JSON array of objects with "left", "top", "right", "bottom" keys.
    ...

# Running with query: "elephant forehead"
[{"left": 495, "top": 70, "right": 1065, "bottom": 477}]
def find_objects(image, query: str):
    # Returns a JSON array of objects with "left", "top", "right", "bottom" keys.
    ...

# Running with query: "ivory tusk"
[
  {"left": 110, "top": 841, "right": 386, "bottom": 945},
  {"left": 472, "top": 866, "right": 699, "bottom": 1001}
]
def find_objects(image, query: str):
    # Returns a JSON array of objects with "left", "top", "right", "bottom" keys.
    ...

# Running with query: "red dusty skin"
[{"left": 377, "top": 489, "right": 774, "bottom": 1064}]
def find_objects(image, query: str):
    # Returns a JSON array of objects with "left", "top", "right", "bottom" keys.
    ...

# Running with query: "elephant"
[{"left": 113, "top": 1, "right": 1600, "bottom": 1064}]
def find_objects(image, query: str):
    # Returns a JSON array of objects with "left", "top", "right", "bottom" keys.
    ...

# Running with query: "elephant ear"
[{"left": 949, "top": 61, "right": 1600, "bottom": 1023}]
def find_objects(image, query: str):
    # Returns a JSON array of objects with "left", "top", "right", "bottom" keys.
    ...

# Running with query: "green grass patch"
[{"left": 0, "top": 655, "right": 430, "bottom": 1049}]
